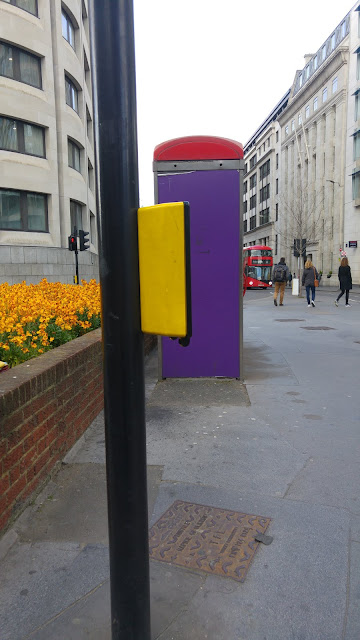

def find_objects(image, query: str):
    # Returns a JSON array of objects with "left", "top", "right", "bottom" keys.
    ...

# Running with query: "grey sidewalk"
[{"left": 0, "top": 287, "right": 360, "bottom": 639}]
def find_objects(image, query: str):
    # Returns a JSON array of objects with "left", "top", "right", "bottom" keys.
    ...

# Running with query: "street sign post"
[{"left": 89, "top": 1, "right": 150, "bottom": 638}]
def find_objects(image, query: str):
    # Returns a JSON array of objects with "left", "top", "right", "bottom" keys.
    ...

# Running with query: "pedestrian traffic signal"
[
  {"left": 68, "top": 234, "right": 77, "bottom": 251},
  {"left": 294, "top": 238, "right": 306, "bottom": 257},
  {"left": 79, "top": 229, "right": 90, "bottom": 251}
]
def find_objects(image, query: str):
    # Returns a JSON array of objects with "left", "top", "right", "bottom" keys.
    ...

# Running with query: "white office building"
[{"left": 0, "top": 0, "right": 99, "bottom": 284}]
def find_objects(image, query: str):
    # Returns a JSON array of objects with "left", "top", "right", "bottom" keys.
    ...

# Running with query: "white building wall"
[{"left": 0, "top": 0, "right": 99, "bottom": 284}]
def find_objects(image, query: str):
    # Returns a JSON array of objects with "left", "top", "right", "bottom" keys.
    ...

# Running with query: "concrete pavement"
[{"left": 0, "top": 287, "right": 359, "bottom": 639}]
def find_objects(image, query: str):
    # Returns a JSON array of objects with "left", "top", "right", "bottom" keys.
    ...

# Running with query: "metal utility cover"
[{"left": 149, "top": 500, "right": 271, "bottom": 582}]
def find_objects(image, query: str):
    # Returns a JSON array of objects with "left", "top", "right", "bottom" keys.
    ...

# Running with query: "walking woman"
[
  {"left": 302, "top": 259, "right": 319, "bottom": 307},
  {"left": 335, "top": 257, "right": 352, "bottom": 307}
]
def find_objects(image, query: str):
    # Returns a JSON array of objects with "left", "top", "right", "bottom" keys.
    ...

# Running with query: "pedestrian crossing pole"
[{"left": 89, "top": 1, "right": 150, "bottom": 638}]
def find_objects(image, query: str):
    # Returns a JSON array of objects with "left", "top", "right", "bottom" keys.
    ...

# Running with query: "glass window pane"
[
  {"left": 24, "top": 123, "right": 44, "bottom": 156},
  {"left": 0, "top": 190, "right": 21, "bottom": 229},
  {"left": 71, "top": 85, "right": 78, "bottom": 111},
  {"left": 70, "top": 200, "right": 82, "bottom": 232},
  {"left": 0, "top": 117, "right": 18, "bottom": 151},
  {"left": 19, "top": 51, "right": 41, "bottom": 88},
  {"left": 354, "top": 134, "right": 360, "bottom": 160},
  {"left": 62, "top": 12, "right": 68, "bottom": 38},
  {"left": 65, "top": 78, "right": 72, "bottom": 106},
  {"left": 27, "top": 193, "right": 46, "bottom": 230},
  {"left": 17, "top": 0, "right": 37, "bottom": 15},
  {"left": 68, "top": 20, "right": 75, "bottom": 47},
  {"left": 0, "top": 43, "right": 14, "bottom": 78}
]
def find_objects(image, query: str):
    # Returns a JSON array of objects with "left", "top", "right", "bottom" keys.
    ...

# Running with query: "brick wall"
[{"left": 0, "top": 330, "right": 156, "bottom": 535}]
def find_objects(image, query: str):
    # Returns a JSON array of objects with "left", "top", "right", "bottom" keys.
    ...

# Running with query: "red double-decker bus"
[{"left": 243, "top": 245, "right": 273, "bottom": 289}]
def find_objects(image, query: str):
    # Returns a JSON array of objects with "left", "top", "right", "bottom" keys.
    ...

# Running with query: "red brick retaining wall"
[{"left": 0, "top": 330, "right": 156, "bottom": 535}]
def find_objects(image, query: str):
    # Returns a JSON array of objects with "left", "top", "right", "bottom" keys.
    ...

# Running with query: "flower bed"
[{"left": 0, "top": 279, "right": 101, "bottom": 368}]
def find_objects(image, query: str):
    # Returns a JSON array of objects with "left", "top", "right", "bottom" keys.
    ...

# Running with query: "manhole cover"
[
  {"left": 301, "top": 326, "right": 335, "bottom": 331},
  {"left": 149, "top": 500, "right": 271, "bottom": 583},
  {"left": 275, "top": 319, "right": 304, "bottom": 322}
]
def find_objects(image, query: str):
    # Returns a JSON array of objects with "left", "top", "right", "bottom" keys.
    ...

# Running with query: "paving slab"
[{"left": 149, "top": 481, "right": 349, "bottom": 640}]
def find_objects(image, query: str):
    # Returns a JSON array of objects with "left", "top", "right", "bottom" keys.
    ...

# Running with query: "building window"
[
  {"left": 249, "top": 155, "right": 257, "bottom": 169},
  {"left": 291, "top": 120, "right": 295, "bottom": 131},
  {"left": 244, "top": 163, "right": 247, "bottom": 174},
  {"left": 285, "top": 125, "right": 289, "bottom": 136},
  {"left": 355, "top": 93, "right": 360, "bottom": 121},
  {"left": 306, "top": 66, "right": 310, "bottom": 79},
  {"left": 276, "top": 153, "right": 278, "bottom": 170},
  {"left": 1, "top": 0, "right": 38, "bottom": 14},
  {"left": 250, "top": 174, "right": 257, "bottom": 189},
  {"left": 276, "top": 130, "right": 279, "bottom": 142},
  {"left": 243, "top": 219, "right": 247, "bottom": 233},
  {"left": 331, "top": 33, "right": 336, "bottom": 50},
  {"left": 298, "top": 113, "right": 302, "bottom": 125},
  {"left": 0, "top": 116, "right": 45, "bottom": 157},
  {"left": 90, "top": 211, "right": 96, "bottom": 246},
  {"left": 322, "top": 44, "right": 326, "bottom": 61},
  {"left": 352, "top": 172, "right": 360, "bottom": 200},
  {"left": 65, "top": 75, "right": 78, "bottom": 112},
  {"left": 0, "top": 41, "right": 41, "bottom": 88},
  {"left": 322, "top": 87, "right": 328, "bottom": 102},
  {"left": 332, "top": 77, "right": 338, "bottom": 93},
  {"left": 250, "top": 195, "right": 256, "bottom": 210},
  {"left": 267, "top": 137, "right": 270, "bottom": 147},
  {"left": 62, "top": 9, "right": 75, "bottom": 48},
  {"left": 84, "top": 49, "right": 90, "bottom": 90},
  {"left": 68, "top": 138, "right": 81, "bottom": 171},
  {"left": 88, "top": 159, "right": 94, "bottom": 191},
  {"left": 276, "top": 178, "right": 278, "bottom": 195},
  {"left": 259, "top": 159, "right": 270, "bottom": 180},
  {"left": 314, "top": 97, "right": 318, "bottom": 111},
  {"left": 353, "top": 132, "right": 360, "bottom": 160},
  {"left": 341, "top": 21, "right": 346, "bottom": 39},
  {"left": 313, "top": 55, "right": 318, "bottom": 71},
  {"left": 275, "top": 234, "right": 278, "bottom": 256},
  {"left": 305, "top": 105, "right": 310, "bottom": 119},
  {"left": 244, "top": 180, "right": 248, "bottom": 194},
  {"left": 243, "top": 200, "right": 248, "bottom": 213},
  {"left": 70, "top": 200, "right": 82, "bottom": 232},
  {"left": 299, "top": 73, "right": 303, "bottom": 88},
  {"left": 250, "top": 215, "right": 256, "bottom": 230},
  {"left": 260, "top": 185, "right": 270, "bottom": 202},
  {"left": 259, "top": 208, "right": 269, "bottom": 225},
  {"left": 276, "top": 203, "right": 278, "bottom": 221},
  {"left": 0, "top": 188, "right": 47, "bottom": 231}
]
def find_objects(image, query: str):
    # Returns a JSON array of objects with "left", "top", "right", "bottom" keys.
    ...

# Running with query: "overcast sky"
[{"left": 134, "top": 0, "right": 352, "bottom": 206}]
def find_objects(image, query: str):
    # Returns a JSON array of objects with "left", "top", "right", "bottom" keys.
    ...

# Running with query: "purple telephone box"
[{"left": 153, "top": 136, "right": 244, "bottom": 379}]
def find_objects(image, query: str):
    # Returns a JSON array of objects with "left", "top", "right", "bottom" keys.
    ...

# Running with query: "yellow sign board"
[{"left": 137, "top": 202, "right": 191, "bottom": 341}]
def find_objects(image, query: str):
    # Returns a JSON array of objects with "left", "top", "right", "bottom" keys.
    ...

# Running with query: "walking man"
[{"left": 272, "top": 257, "right": 290, "bottom": 306}]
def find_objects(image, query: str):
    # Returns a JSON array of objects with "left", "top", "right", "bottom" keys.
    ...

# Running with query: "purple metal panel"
[{"left": 158, "top": 169, "right": 240, "bottom": 377}]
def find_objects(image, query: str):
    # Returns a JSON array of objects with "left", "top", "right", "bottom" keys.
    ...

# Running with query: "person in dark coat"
[
  {"left": 335, "top": 257, "right": 352, "bottom": 307},
  {"left": 302, "top": 259, "right": 319, "bottom": 307}
]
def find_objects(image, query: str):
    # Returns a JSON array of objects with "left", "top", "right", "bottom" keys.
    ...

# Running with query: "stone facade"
[
  {"left": 243, "top": 3, "right": 360, "bottom": 285},
  {"left": 0, "top": 0, "right": 99, "bottom": 284}
]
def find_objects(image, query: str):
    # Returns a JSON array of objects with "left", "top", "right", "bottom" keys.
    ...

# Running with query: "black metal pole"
[
  {"left": 73, "top": 226, "right": 79, "bottom": 285},
  {"left": 88, "top": 2, "right": 150, "bottom": 638}
]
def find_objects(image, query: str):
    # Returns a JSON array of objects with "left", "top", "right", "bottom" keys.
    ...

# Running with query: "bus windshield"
[
  {"left": 250, "top": 249, "right": 272, "bottom": 257},
  {"left": 246, "top": 266, "right": 272, "bottom": 282}
]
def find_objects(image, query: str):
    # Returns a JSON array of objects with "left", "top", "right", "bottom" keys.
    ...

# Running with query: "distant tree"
[{"left": 275, "top": 180, "right": 325, "bottom": 296}]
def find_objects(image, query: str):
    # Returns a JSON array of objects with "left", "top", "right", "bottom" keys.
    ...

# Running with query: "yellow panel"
[{"left": 138, "top": 202, "right": 189, "bottom": 336}]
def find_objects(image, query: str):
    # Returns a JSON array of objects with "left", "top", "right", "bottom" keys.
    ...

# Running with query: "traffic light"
[
  {"left": 294, "top": 238, "right": 306, "bottom": 257},
  {"left": 68, "top": 234, "right": 77, "bottom": 251},
  {"left": 79, "top": 229, "right": 90, "bottom": 251}
]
